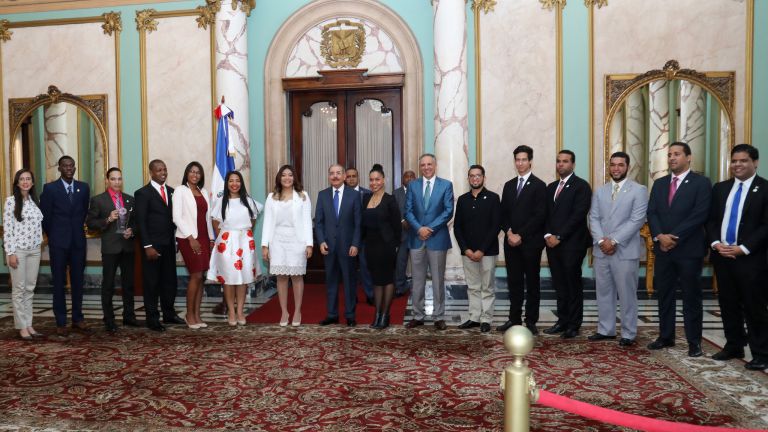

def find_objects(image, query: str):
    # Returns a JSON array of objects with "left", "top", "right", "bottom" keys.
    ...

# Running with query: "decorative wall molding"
[
  {"left": 320, "top": 20, "right": 366, "bottom": 68},
  {"left": 471, "top": 0, "right": 497, "bottom": 14},
  {"left": 101, "top": 11, "right": 122, "bottom": 36},
  {"left": 539, "top": 0, "right": 566, "bottom": 11},
  {"left": 584, "top": 0, "right": 607, "bottom": 8},
  {"left": 0, "top": 20, "right": 12, "bottom": 42},
  {"left": 135, "top": 9, "right": 159, "bottom": 33},
  {"left": 0, "top": 0, "right": 182, "bottom": 14},
  {"left": 745, "top": 0, "right": 754, "bottom": 143},
  {"left": 471, "top": 0, "right": 496, "bottom": 163}
]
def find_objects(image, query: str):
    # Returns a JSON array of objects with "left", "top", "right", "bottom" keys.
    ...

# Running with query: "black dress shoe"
[
  {"left": 457, "top": 320, "right": 480, "bottom": 329},
  {"left": 688, "top": 343, "right": 703, "bottom": 358},
  {"left": 147, "top": 322, "right": 166, "bottom": 332},
  {"left": 377, "top": 314, "right": 390, "bottom": 330},
  {"left": 346, "top": 319, "right": 357, "bottom": 327},
  {"left": 496, "top": 320, "right": 516, "bottom": 332},
  {"left": 646, "top": 338, "right": 675, "bottom": 350},
  {"left": 434, "top": 320, "right": 447, "bottom": 331},
  {"left": 525, "top": 323, "right": 539, "bottom": 336},
  {"left": 104, "top": 322, "right": 118, "bottom": 333},
  {"left": 543, "top": 324, "right": 565, "bottom": 335},
  {"left": 712, "top": 349, "right": 745, "bottom": 361},
  {"left": 587, "top": 333, "right": 616, "bottom": 341},
  {"left": 122, "top": 318, "right": 140, "bottom": 327},
  {"left": 480, "top": 323, "right": 491, "bottom": 333},
  {"left": 405, "top": 319, "right": 424, "bottom": 329},
  {"left": 560, "top": 329, "right": 579, "bottom": 339},
  {"left": 319, "top": 317, "right": 339, "bottom": 326},
  {"left": 745, "top": 359, "right": 768, "bottom": 371},
  {"left": 619, "top": 338, "right": 636, "bottom": 347},
  {"left": 370, "top": 313, "right": 382, "bottom": 329},
  {"left": 163, "top": 315, "right": 186, "bottom": 325}
]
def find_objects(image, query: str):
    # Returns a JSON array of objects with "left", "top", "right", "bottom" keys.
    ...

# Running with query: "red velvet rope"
[{"left": 537, "top": 390, "right": 765, "bottom": 432}]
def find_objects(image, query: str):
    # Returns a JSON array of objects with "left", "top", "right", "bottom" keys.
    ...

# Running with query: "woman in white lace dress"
[{"left": 261, "top": 165, "right": 313, "bottom": 326}]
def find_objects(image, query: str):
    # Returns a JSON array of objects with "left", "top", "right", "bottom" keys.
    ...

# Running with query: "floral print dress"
[{"left": 207, "top": 197, "right": 263, "bottom": 285}]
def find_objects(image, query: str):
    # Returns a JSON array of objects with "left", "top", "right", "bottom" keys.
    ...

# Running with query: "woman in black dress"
[{"left": 362, "top": 164, "right": 402, "bottom": 329}]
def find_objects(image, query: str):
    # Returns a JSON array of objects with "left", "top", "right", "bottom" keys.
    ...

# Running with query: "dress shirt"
[
  {"left": 597, "top": 178, "right": 628, "bottom": 246},
  {"left": 61, "top": 178, "right": 74, "bottom": 193},
  {"left": 3, "top": 196, "right": 43, "bottom": 255},
  {"left": 545, "top": 173, "right": 573, "bottom": 238},
  {"left": 333, "top": 184, "right": 345, "bottom": 211},
  {"left": 711, "top": 174, "right": 756, "bottom": 255},
  {"left": 422, "top": 176, "right": 435, "bottom": 195},
  {"left": 517, "top": 171, "right": 531, "bottom": 186},
  {"left": 150, "top": 180, "right": 168, "bottom": 204},
  {"left": 670, "top": 169, "right": 691, "bottom": 186},
  {"left": 108, "top": 188, "right": 124, "bottom": 208}
]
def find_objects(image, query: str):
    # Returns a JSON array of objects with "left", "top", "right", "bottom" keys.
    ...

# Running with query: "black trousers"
[
  {"left": 712, "top": 252, "right": 768, "bottom": 359},
  {"left": 141, "top": 244, "right": 178, "bottom": 324},
  {"left": 504, "top": 245, "right": 543, "bottom": 325},
  {"left": 653, "top": 255, "right": 703, "bottom": 345},
  {"left": 101, "top": 250, "right": 136, "bottom": 323},
  {"left": 546, "top": 246, "right": 586, "bottom": 331}
]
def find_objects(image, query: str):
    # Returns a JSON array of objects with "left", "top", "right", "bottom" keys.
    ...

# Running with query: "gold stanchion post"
[{"left": 501, "top": 325, "right": 537, "bottom": 432}]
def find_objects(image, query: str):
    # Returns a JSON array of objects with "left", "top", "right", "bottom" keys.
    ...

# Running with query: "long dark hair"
[
  {"left": 273, "top": 164, "right": 304, "bottom": 200},
  {"left": 221, "top": 170, "right": 254, "bottom": 221},
  {"left": 181, "top": 161, "right": 205, "bottom": 189},
  {"left": 12, "top": 169, "right": 39, "bottom": 222}
]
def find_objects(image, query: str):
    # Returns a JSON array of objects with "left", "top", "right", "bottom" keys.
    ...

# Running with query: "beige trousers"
[
  {"left": 9, "top": 247, "right": 41, "bottom": 329},
  {"left": 462, "top": 255, "right": 496, "bottom": 324}
]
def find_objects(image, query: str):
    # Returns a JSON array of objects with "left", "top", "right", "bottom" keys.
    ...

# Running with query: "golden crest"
[{"left": 320, "top": 20, "right": 366, "bottom": 68}]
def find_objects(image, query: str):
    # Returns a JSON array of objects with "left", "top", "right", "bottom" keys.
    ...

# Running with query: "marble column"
[
  {"left": 44, "top": 103, "right": 70, "bottom": 182},
  {"left": 624, "top": 90, "right": 646, "bottom": 184},
  {"left": 215, "top": 0, "right": 249, "bottom": 183},
  {"left": 678, "top": 81, "right": 706, "bottom": 172},
  {"left": 433, "top": 0, "right": 469, "bottom": 283},
  {"left": 648, "top": 81, "right": 670, "bottom": 184}
]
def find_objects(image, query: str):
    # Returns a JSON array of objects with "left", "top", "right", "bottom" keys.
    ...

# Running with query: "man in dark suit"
[
  {"left": 394, "top": 170, "right": 416, "bottom": 296},
  {"left": 707, "top": 144, "right": 768, "bottom": 371},
  {"left": 316, "top": 164, "right": 362, "bottom": 326},
  {"left": 86, "top": 167, "right": 138, "bottom": 333},
  {"left": 345, "top": 167, "right": 374, "bottom": 305},
  {"left": 134, "top": 159, "right": 183, "bottom": 332},
  {"left": 542, "top": 150, "right": 592, "bottom": 339},
  {"left": 647, "top": 142, "right": 711, "bottom": 357},
  {"left": 497, "top": 145, "right": 547, "bottom": 335},
  {"left": 40, "top": 155, "right": 91, "bottom": 338}
]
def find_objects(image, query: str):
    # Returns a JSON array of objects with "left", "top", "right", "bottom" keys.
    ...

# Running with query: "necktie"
[
  {"left": 160, "top": 185, "right": 167, "bottom": 205},
  {"left": 725, "top": 182, "right": 743, "bottom": 245},
  {"left": 516, "top": 177, "right": 525, "bottom": 197},
  {"left": 66, "top": 184, "right": 73, "bottom": 203},
  {"left": 612, "top": 183, "right": 620, "bottom": 201},
  {"left": 115, "top": 193, "right": 123, "bottom": 209},
  {"left": 554, "top": 180, "right": 565, "bottom": 201},
  {"left": 333, "top": 189, "right": 340, "bottom": 219},
  {"left": 423, "top": 180, "right": 432, "bottom": 208},
  {"left": 668, "top": 176, "right": 679, "bottom": 206}
]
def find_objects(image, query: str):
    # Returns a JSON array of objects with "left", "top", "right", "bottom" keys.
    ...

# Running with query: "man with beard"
[
  {"left": 588, "top": 152, "right": 647, "bottom": 347},
  {"left": 454, "top": 165, "right": 501, "bottom": 333}
]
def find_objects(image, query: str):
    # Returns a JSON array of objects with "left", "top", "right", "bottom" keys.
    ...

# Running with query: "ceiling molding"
[{"left": 0, "top": 0, "right": 182, "bottom": 15}]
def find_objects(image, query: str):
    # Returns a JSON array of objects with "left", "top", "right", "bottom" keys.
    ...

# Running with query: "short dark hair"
[
  {"left": 610, "top": 151, "right": 630, "bottom": 165},
  {"left": 513, "top": 145, "right": 533, "bottom": 160},
  {"left": 181, "top": 161, "right": 205, "bottom": 188},
  {"left": 346, "top": 167, "right": 358, "bottom": 174},
  {"left": 106, "top": 167, "right": 122, "bottom": 178},
  {"left": 58, "top": 155, "right": 74, "bottom": 166},
  {"left": 731, "top": 143, "right": 759, "bottom": 160},
  {"left": 468, "top": 164, "right": 485, "bottom": 176},
  {"left": 558, "top": 149, "right": 575, "bottom": 163},
  {"left": 149, "top": 159, "right": 165, "bottom": 171},
  {"left": 669, "top": 141, "right": 691, "bottom": 156}
]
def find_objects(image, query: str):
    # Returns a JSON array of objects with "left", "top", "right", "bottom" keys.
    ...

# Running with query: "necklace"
[{"left": 368, "top": 192, "right": 384, "bottom": 208}]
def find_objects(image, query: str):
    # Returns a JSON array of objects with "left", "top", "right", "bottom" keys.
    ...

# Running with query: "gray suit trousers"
[
  {"left": 410, "top": 247, "right": 447, "bottom": 320},
  {"left": 594, "top": 255, "right": 639, "bottom": 339}
]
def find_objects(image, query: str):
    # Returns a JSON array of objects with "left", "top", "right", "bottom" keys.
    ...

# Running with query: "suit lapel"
[{"left": 741, "top": 177, "right": 763, "bottom": 216}]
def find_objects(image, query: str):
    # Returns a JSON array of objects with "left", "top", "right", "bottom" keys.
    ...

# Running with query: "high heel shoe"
[
  {"left": 280, "top": 312, "right": 290, "bottom": 327},
  {"left": 370, "top": 313, "right": 382, "bottom": 329},
  {"left": 377, "top": 314, "right": 390, "bottom": 330},
  {"left": 292, "top": 314, "right": 301, "bottom": 327},
  {"left": 237, "top": 319, "right": 246, "bottom": 326},
  {"left": 185, "top": 317, "right": 203, "bottom": 329}
]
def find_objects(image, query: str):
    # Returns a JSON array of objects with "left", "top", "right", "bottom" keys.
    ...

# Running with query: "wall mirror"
[
  {"left": 9, "top": 85, "right": 108, "bottom": 196},
  {"left": 604, "top": 60, "right": 735, "bottom": 185}
]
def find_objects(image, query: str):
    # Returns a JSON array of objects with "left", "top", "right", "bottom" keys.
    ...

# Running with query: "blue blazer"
[
  {"left": 647, "top": 171, "right": 712, "bottom": 258},
  {"left": 315, "top": 186, "right": 362, "bottom": 254},
  {"left": 40, "top": 179, "right": 90, "bottom": 249},
  {"left": 404, "top": 177, "right": 454, "bottom": 251}
]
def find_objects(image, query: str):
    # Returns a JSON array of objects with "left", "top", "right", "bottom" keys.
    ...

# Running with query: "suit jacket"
[
  {"left": 172, "top": 185, "right": 214, "bottom": 241},
  {"left": 647, "top": 172, "right": 711, "bottom": 258},
  {"left": 362, "top": 193, "right": 402, "bottom": 246},
  {"left": 315, "top": 186, "right": 362, "bottom": 254},
  {"left": 261, "top": 190, "right": 314, "bottom": 248},
  {"left": 707, "top": 175, "right": 768, "bottom": 255},
  {"left": 134, "top": 183, "right": 176, "bottom": 248},
  {"left": 393, "top": 186, "right": 407, "bottom": 242},
  {"left": 545, "top": 174, "right": 591, "bottom": 251},
  {"left": 500, "top": 174, "right": 547, "bottom": 250},
  {"left": 404, "top": 177, "right": 454, "bottom": 251},
  {"left": 40, "top": 179, "right": 90, "bottom": 249},
  {"left": 589, "top": 179, "right": 648, "bottom": 260},
  {"left": 86, "top": 191, "right": 136, "bottom": 254}
]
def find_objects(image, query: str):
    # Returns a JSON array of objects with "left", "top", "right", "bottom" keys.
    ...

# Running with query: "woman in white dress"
[
  {"left": 207, "top": 171, "right": 263, "bottom": 326},
  {"left": 261, "top": 165, "right": 313, "bottom": 326}
]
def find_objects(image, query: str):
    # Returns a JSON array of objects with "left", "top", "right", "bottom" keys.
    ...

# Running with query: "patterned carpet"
[{"left": 0, "top": 320, "right": 766, "bottom": 431}]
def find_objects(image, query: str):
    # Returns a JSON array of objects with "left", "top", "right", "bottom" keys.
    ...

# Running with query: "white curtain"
[
  {"left": 302, "top": 102, "right": 338, "bottom": 212},
  {"left": 355, "top": 99, "right": 393, "bottom": 192}
]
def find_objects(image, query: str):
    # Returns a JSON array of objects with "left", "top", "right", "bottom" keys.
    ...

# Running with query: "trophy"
[{"left": 116, "top": 206, "right": 131, "bottom": 234}]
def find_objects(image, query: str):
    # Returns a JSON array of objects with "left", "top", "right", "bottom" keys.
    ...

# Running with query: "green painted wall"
[
  {"left": 753, "top": 0, "right": 768, "bottom": 177},
  {"left": 562, "top": 4, "right": 590, "bottom": 182}
]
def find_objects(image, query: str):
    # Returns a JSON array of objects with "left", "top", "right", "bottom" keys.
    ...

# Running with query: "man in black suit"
[
  {"left": 394, "top": 170, "right": 416, "bottom": 296},
  {"left": 542, "top": 150, "right": 592, "bottom": 339},
  {"left": 707, "top": 144, "right": 768, "bottom": 371},
  {"left": 316, "top": 164, "right": 362, "bottom": 326},
  {"left": 86, "top": 167, "right": 138, "bottom": 332},
  {"left": 646, "top": 142, "right": 711, "bottom": 357},
  {"left": 40, "top": 155, "right": 91, "bottom": 338},
  {"left": 497, "top": 145, "right": 547, "bottom": 335},
  {"left": 346, "top": 167, "right": 374, "bottom": 305},
  {"left": 134, "top": 159, "right": 183, "bottom": 332}
]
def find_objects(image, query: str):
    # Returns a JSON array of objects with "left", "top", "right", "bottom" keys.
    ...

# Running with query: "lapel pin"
[
  {"left": 76, "top": 189, "right": 80, "bottom": 193},
  {"left": 684, "top": 180, "right": 689, "bottom": 184},
  {"left": 483, "top": 195, "right": 487, "bottom": 200},
  {"left": 753, "top": 186, "right": 759, "bottom": 192},
  {"left": 526, "top": 182, "right": 530, "bottom": 186},
  {"left": 566, "top": 184, "right": 570, "bottom": 188}
]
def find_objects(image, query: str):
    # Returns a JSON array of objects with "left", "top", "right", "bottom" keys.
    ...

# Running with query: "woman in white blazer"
[
  {"left": 261, "top": 164, "right": 313, "bottom": 326},
  {"left": 172, "top": 161, "right": 215, "bottom": 329}
]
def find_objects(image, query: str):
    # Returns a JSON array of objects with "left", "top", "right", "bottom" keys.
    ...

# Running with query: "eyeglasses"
[{"left": 468, "top": 174, "right": 484, "bottom": 179}]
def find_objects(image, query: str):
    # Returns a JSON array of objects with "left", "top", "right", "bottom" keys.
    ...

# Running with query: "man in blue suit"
[
  {"left": 647, "top": 142, "right": 711, "bottom": 357},
  {"left": 40, "top": 155, "right": 91, "bottom": 338},
  {"left": 404, "top": 153, "right": 454, "bottom": 330},
  {"left": 316, "top": 164, "right": 362, "bottom": 326}
]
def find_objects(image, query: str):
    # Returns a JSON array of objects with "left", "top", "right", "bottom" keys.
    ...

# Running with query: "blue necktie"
[
  {"left": 725, "top": 183, "right": 743, "bottom": 245},
  {"left": 333, "top": 189, "right": 340, "bottom": 219},
  {"left": 67, "top": 184, "right": 73, "bottom": 203}
]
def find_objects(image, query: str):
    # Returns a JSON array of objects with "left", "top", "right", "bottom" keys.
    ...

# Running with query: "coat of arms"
[{"left": 320, "top": 20, "right": 366, "bottom": 68}]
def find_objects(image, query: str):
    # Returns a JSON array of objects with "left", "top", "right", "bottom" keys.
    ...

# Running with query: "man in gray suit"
[
  {"left": 588, "top": 152, "right": 648, "bottom": 346},
  {"left": 393, "top": 170, "right": 416, "bottom": 296}
]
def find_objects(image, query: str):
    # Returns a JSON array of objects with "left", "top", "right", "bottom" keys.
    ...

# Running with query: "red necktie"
[
  {"left": 160, "top": 185, "right": 167, "bottom": 205},
  {"left": 554, "top": 180, "right": 565, "bottom": 201},
  {"left": 668, "top": 176, "right": 679, "bottom": 206}
]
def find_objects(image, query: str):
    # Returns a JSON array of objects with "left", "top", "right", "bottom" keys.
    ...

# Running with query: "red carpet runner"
[{"left": 246, "top": 284, "right": 408, "bottom": 325}]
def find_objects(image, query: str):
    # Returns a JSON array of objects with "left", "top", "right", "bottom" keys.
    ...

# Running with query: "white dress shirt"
[{"left": 711, "top": 174, "right": 756, "bottom": 255}]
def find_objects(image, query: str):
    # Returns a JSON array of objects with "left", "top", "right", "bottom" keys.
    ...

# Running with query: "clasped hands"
[
  {"left": 464, "top": 249, "right": 485, "bottom": 262},
  {"left": 506, "top": 231, "right": 522, "bottom": 247},
  {"left": 319, "top": 242, "right": 358, "bottom": 257},
  {"left": 713, "top": 243, "right": 745, "bottom": 259},
  {"left": 656, "top": 233, "right": 679, "bottom": 252},
  {"left": 417, "top": 226, "right": 433, "bottom": 241},
  {"left": 599, "top": 237, "right": 617, "bottom": 255}
]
